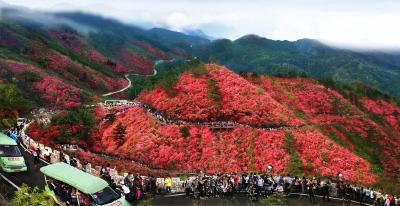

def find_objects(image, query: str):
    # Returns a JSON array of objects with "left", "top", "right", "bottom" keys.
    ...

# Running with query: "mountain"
[
  {"left": 0, "top": 8, "right": 207, "bottom": 110},
  {"left": 182, "top": 28, "right": 215, "bottom": 40},
  {"left": 192, "top": 35, "right": 400, "bottom": 98},
  {"left": 0, "top": 6, "right": 399, "bottom": 191},
  {"left": 28, "top": 62, "right": 400, "bottom": 192},
  {"left": 1, "top": 6, "right": 400, "bottom": 100},
  {"left": 0, "top": 8, "right": 212, "bottom": 130}
]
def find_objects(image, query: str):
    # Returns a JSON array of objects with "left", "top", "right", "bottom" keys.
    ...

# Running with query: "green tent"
[{"left": 40, "top": 162, "right": 109, "bottom": 194}]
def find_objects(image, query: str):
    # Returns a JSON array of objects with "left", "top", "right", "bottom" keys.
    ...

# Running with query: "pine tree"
[{"left": 113, "top": 123, "right": 127, "bottom": 147}]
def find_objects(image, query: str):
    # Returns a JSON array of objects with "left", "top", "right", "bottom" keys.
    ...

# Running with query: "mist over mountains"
[{"left": 1, "top": 4, "right": 400, "bottom": 98}]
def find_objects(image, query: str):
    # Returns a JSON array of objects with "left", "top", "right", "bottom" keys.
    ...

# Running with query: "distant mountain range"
[
  {"left": 0, "top": 6, "right": 399, "bottom": 99},
  {"left": 192, "top": 35, "right": 400, "bottom": 98}
]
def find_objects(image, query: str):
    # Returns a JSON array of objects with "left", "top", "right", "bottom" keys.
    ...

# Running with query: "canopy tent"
[{"left": 40, "top": 162, "right": 108, "bottom": 194}]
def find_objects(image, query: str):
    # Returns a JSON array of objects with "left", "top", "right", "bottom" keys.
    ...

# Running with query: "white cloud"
[
  {"left": 2, "top": 0, "right": 400, "bottom": 49},
  {"left": 166, "top": 12, "right": 188, "bottom": 31}
]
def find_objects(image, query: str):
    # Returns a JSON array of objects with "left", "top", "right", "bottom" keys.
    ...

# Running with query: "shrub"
[
  {"left": 207, "top": 79, "right": 221, "bottom": 104},
  {"left": 18, "top": 71, "right": 42, "bottom": 82},
  {"left": 260, "top": 193, "right": 286, "bottom": 206},
  {"left": 0, "top": 82, "right": 30, "bottom": 111},
  {"left": 12, "top": 185, "right": 55, "bottom": 206},
  {"left": 179, "top": 126, "right": 190, "bottom": 139}
]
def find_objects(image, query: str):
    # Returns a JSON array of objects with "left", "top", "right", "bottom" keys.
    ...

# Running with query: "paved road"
[
  {"left": 0, "top": 144, "right": 47, "bottom": 190},
  {"left": 150, "top": 193, "right": 362, "bottom": 206},
  {"left": 102, "top": 58, "right": 176, "bottom": 97},
  {"left": 101, "top": 69, "right": 159, "bottom": 97}
]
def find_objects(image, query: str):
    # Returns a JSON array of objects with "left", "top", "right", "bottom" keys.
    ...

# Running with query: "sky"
[{"left": 2, "top": 0, "right": 400, "bottom": 49}]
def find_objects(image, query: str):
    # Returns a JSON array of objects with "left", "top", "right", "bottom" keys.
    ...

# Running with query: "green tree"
[
  {"left": 208, "top": 79, "right": 221, "bottom": 105},
  {"left": 12, "top": 185, "right": 55, "bottom": 206},
  {"left": 113, "top": 122, "right": 127, "bottom": 147},
  {"left": 209, "top": 55, "right": 218, "bottom": 64},
  {"left": 37, "top": 56, "right": 50, "bottom": 68},
  {"left": 179, "top": 126, "right": 190, "bottom": 139},
  {"left": 0, "top": 82, "right": 29, "bottom": 111},
  {"left": 51, "top": 107, "right": 96, "bottom": 142},
  {"left": 18, "top": 71, "right": 43, "bottom": 83}
]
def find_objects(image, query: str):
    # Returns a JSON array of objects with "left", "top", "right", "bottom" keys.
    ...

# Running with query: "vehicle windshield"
[
  {"left": 0, "top": 145, "right": 22, "bottom": 157},
  {"left": 90, "top": 186, "right": 121, "bottom": 205}
]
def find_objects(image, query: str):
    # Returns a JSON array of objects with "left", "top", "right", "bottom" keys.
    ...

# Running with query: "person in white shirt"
[
  {"left": 277, "top": 184, "right": 284, "bottom": 193},
  {"left": 273, "top": 175, "right": 281, "bottom": 186},
  {"left": 256, "top": 176, "right": 264, "bottom": 196},
  {"left": 283, "top": 175, "right": 293, "bottom": 194}
]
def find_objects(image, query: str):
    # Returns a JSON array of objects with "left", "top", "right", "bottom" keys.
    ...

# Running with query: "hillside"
[
  {"left": 0, "top": 8, "right": 208, "bottom": 120},
  {"left": 27, "top": 63, "right": 400, "bottom": 192}
]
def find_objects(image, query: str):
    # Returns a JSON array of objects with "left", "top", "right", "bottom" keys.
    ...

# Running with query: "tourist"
[
  {"left": 69, "top": 188, "right": 78, "bottom": 205},
  {"left": 124, "top": 173, "right": 135, "bottom": 189},
  {"left": 359, "top": 187, "right": 365, "bottom": 205},
  {"left": 302, "top": 176, "right": 307, "bottom": 194},
  {"left": 256, "top": 175, "right": 264, "bottom": 196},
  {"left": 264, "top": 176, "right": 274, "bottom": 196},
  {"left": 165, "top": 177, "right": 172, "bottom": 193},
  {"left": 364, "top": 187, "right": 371, "bottom": 203},
  {"left": 322, "top": 181, "right": 330, "bottom": 202},
  {"left": 32, "top": 148, "right": 39, "bottom": 164},
  {"left": 283, "top": 174, "right": 292, "bottom": 195},
  {"left": 385, "top": 194, "right": 395, "bottom": 206},
  {"left": 307, "top": 178, "right": 316, "bottom": 203}
]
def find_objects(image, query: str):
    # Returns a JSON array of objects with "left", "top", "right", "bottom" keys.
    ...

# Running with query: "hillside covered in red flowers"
[
  {"left": 0, "top": 16, "right": 189, "bottom": 111},
  {"left": 67, "top": 63, "right": 397, "bottom": 191}
]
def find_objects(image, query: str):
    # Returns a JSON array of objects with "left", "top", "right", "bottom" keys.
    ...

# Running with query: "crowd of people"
[
  {"left": 5, "top": 117, "right": 399, "bottom": 206},
  {"left": 177, "top": 173, "right": 399, "bottom": 205},
  {"left": 47, "top": 179, "right": 91, "bottom": 205},
  {"left": 4, "top": 124, "right": 25, "bottom": 144},
  {"left": 84, "top": 164, "right": 400, "bottom": 206}
]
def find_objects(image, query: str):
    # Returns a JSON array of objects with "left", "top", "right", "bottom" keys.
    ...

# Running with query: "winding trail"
[
  {"left": 105, "top": 102, "right": 306, "bottom": 131},
  {"left": 101, "top": 59, "right": 173, "bottom": 97}
]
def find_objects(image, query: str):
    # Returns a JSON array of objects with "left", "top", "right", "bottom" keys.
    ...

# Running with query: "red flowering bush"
[
  {"left": 4, "top": 60, "right": 84, "bottom": 109},
  {"left": 0, "top": 26, "right": 28, "bottom": 49},
  {"left": 252, "top": 77, "right": 360, "bottom": 117},
  {"left": 28, "top": 123, "right": 62, "bottom": 146},
  {"left": 171, "top": 48, "right": 190, "bottom": 59},
  {"left": 118, "top": 49, "right": 154, "bottom": 75},
  {"left": 361, "top": 99, "right": 400, "bottom": 116},
  {"left": 132, "top": 40, "right": 171, "bottom": 60},
  {"left": 361, "top": 98, "right": 400, "bottom": 132},
  {"left": 45, "top": 52, "right": 127, "bottom": 93},
  {"left": 76, "top": 150, "right": 171, "bottom": 177},
  {"left": 139, "top": 64, "right": 302, "bottom": 127},
  {"left": 90, "top": 105, "right": 379, "bottom": 185},
  {"left": 249, "top": 75, "right": 400, "bottom": 185},
  {"left": 51, "top": 32, "right": 120, "bottom": 73},
  {"left": 292, "top": 128, "right": 376, "bottom": 184}
]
